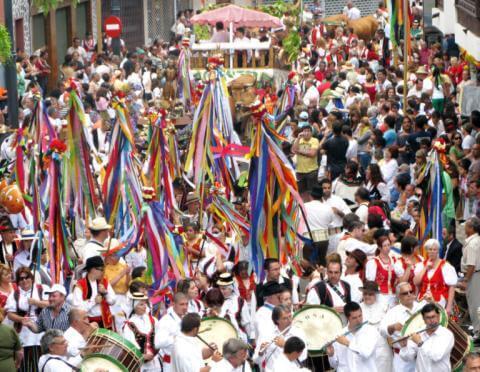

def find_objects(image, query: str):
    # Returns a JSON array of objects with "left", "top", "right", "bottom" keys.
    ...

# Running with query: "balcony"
[{"left": 456, "top": 0, "right": 480, "bottom": 35}]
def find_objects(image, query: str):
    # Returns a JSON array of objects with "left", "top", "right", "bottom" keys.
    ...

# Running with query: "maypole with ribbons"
[{"left": 247, "top": 101, "right": 304, "bottom": 277}]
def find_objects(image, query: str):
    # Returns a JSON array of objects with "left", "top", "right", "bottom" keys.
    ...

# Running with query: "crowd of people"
[{"left": 0, "top": 0, "right": 480, "bottom": 371}]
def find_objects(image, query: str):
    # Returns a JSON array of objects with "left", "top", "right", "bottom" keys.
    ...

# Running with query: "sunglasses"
[
  {"left": 454, "top": 137, "right": 461, "bottom": 140},
  {"left": 400, "top": 290, "right": 414, "bottom": 296},
  {"left": 18, "top": 276, "right": 30, "bottom": 281}
]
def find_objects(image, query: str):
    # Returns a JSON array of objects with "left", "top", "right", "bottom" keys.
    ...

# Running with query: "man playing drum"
[
  {"left": 171, "top": 313, "right": 222, "bottom": 372},
  {"left": 271, "top": 336, "right": 310, "bottom": 372},
  {"left": 380, "top": 282, "right": 426, "bottom": 372},
  {"left": 210, "top": 338, "right": 252, "bottom": 372},
  {"left": 399, "top": 303, "right": 454, "bottom": 372},
  {"left": 155, "top": 292, "right": 188, "bottom": 372},
  {"left": 326, "top": 301, "right": 378, "bottom": 371}
]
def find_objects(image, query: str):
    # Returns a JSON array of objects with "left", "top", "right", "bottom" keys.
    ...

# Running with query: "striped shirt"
[{"left": 35, "top": 303, "right": 71, "bottom": 332}]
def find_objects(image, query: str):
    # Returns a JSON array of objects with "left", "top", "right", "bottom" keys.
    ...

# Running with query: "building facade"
[{"left": 431, "top": 0, "right": 480, "bottom": 60}]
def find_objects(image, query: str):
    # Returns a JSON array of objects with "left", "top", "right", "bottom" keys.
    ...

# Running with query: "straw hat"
[
  {"left": 127, "top": 291, "right": 149, "bottom": 301},
  {"left": 216, "top": 272, "right": 234, "bottom": 286},
  {"left": 185, "top": 192, "right": 200, "bottom": 205},
  {"left": 89, "top": 217, "right": 112, "bottom": 231},
  {"left": 416, "top": 66, "right": 428, "bottom": 75}
]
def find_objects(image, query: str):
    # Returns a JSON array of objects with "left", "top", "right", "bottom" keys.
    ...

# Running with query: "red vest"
[
  {"left": 374, "top": 257, "right": 396, "bottom": 295},
  {"left": 77, "top": 277, "right": 113, "bottom": 329},
  {"left": 418, "top": 260, "right": 449, "bottom": 302},
  {"left": 311, "top": 25, "right": 326, "bottom": 45}
]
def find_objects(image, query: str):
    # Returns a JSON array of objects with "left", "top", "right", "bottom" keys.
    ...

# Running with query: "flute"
[
  {"left": 258, "top": 325, "right": 292, "bottom": 354},
  {"left": 389, "top": 323, "right": 438, "bottom": 345},
  {"left": 320, "top": 320, "right": 369, "bottom": 349}
]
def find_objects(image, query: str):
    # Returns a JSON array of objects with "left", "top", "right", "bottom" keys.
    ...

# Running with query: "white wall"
[{"left": 432, "top": 0, "right": 480, "bottom": 60}]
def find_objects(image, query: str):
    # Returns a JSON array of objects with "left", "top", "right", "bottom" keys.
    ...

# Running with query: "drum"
[
  {"left": 293, "top": 305, "right": 343, "bottom": 356},
  {"left": 401, "top": 308, "right": 472, "bottom": 371},
  {"left": 196, "top": 317, "right": 238, "bottom": 359},
  {"left": 80, "top": 328, "right": 144, "bottom": 372}
]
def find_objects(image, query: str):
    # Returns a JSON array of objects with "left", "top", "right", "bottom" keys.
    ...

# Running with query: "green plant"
[
  {"left": 282, "top": 29, "right": 301, "bottom": 62},
  {"left": 32, "top": 0, "right": 79, "bottom": 14},
  {"left": 258, "top": 0, "right": 300, "bottom": 19},
  {"left": 193, "top": 24, "right": 211, "bottom": 41},
  {"left": 0, "top": 25, "right": 12, "bottom": 65}
]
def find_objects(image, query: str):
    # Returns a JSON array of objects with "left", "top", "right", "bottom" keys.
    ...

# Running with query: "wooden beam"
[
  {"left": 67, "top": 5, "right": 75, "bottom": 43},
  {"left": 45, "top": 9, "right": 58, "bottom": 92}
]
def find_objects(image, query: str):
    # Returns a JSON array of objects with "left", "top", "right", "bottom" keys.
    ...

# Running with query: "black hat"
[
  {"left": 0, "top": 215, "right": 14, "bottom": 232},
  {"left": 217, "top": 272, "right": 234, "bottom": 286},
  {"left": 359, "top": 280, "right": 379, "bottom": 293},
  {"left": 84, "top": 255, "right": 105, "bottom": 272},
  {"left": 310, "top": 184, "right": 323, "bottom": 199},
  {"left": 263, "top": 281, "right": 284, "bottom": 297}
]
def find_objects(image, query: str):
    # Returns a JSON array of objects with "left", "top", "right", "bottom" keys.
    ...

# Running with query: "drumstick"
[
  {"left": 198, "top": 327, "right": 212, "bottom": 334},
  {"left": 196, "top": 334, "right": 218, "bottom": 353}
]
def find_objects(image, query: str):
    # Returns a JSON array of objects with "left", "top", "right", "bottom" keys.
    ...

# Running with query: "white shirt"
[
  {"left": 461, "top": 233, "right": 480, "bottom": 272},
  {"left": 155, "top": 307, "right": 182, "bottom": 361},
  {"left": 253, "top": 325, "right": 307, "bottom": 370},
  {"left": 270, "top": 352, "right": 310, "bottom": 372},
  {"left": 303, "top": 200, "right": 335, "bottom": 230},
  {"left": 171, "top": 333, "right": 204, "bottom": 372},
  {"left": 323, "top": 195, "right": 352, "bottom": 228},
  {"left": 188, "top": 298, "right": 205, "bottom": 316},
  {"left": 355, "top": 203, "right": 369, "bottom": 224},
  {"left": 347, "top": 7, "right": 361, "bottom": 20},
  {"left": 303, "top": 85, "right": 320, "bottom": 107},
  {"left": 338, "top": 237, "right": 377, "bottom": 256},
  {"left": 399, "top": 326, "right": 454, "bottom": 372},
  {"left": 64, "top": 326, "right": 86, "bottom": 359},
  {"left": 125, "top": 248, "right": 148, "bottom": 269},
  {"left": 328, "top": 323, "right": 378, "bottom": 372},
  {"left": 221, "top": 294, "right": 253, "bottom": 340},
  {"left": 254, "top": 303, "right": 276, "bottom": 341},
  {"left": 81, "top": 240, "right": 104, "bottom": 261},
  {"left": 38, "top": 354, "right": 78, "bottom": 372},
  {"left": 380, "top": 159, "right": 399, "bottom": 189},
  {"left": 211, "top": 359, "right": 253, "bottom": 372},
  {"left": 5, "top": 285, "right": 45, "bottom": 346},
  {"left": 342, "top": 273, "right": 363, "bottom": 303},
  {"left": 13, "top": 249, "right": 31, "bottom": 274},
  {"left": 71, "top": 278, "right": 116, "bottom": 317}
]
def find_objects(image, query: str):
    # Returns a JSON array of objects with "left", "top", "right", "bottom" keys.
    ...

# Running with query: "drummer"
[
  {"left": 398, "top": 303, "right": 454, "bottom": 372},
  {"left": 38, "top": 329, "right": 80, "bottom": 372},
  {"left": 253, "top": 304, "right": 307, "bottom": 371},
  {"left": 326, "top": 301, "right": 379, "bottom": 371},
  {"left": 64, "top": 308, "right": 97, "bottom": 363},
  {"left": 380, "top": 282, "right": 425, "bottom": 372},
  {"left": 123, "top": 292, "right": 161, "bottom": 371},
  {"left": 306, "top": 260, "right": 352, "bottom": 317},
  {"left": 171, "top": 313, "right": 222, "bottom": 372},
  {"left": 155, "top": 292, "right": 188, "bottom": 372}
]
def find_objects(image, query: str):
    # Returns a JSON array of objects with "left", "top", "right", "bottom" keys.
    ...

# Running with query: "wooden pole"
[
  {"left": 96, "top": 0, "right": 103, "bottom": 53},
  {"left": 402, "top": 0, "right": 408, "bottom": 111}
]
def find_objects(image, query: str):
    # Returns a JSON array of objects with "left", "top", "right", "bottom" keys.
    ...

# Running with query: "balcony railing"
[{"left": 191, "top": 42, "right": 281, "bottom": 69}]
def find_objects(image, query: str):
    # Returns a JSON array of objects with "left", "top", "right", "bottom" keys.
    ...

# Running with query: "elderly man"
[
  {"left": 253, "top": 304, "right": 307, "bottom": 370},
  {"left": 399, "top": 303, "right": 454, "bottom": 372},
  {"left": 458, "top": 217, "right": 480, "bottom": 343},
  {"left": 171, "top": 313, "right": 222, "bottom": 372},
  {"left": 211, "top": 338, "right": 252, "bottom": 372},
  {"left": 26, "top": 284, "right": 71, "bottom": 333},
  {"left": 380, "top": 282, "right": 425, "bottom": 372},
  {"left": 327, "top": 301, "right": 378, "bottom": 371},
  {"left": 463, "top": 352, "right": 480, "bottom": 371},
  {"left": 64, "top": 308, "right": 96, "bottom": 361},
  {"left": 155, "top": 292, "right": 188, "bottom": 372},
  {"left": 38, "top": 329, "right": 80, "bottom": 371}
]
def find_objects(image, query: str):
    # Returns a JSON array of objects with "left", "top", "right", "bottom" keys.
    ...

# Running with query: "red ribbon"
[{"left": 211, "top": 144, "right": 250, "bottom": 158}]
